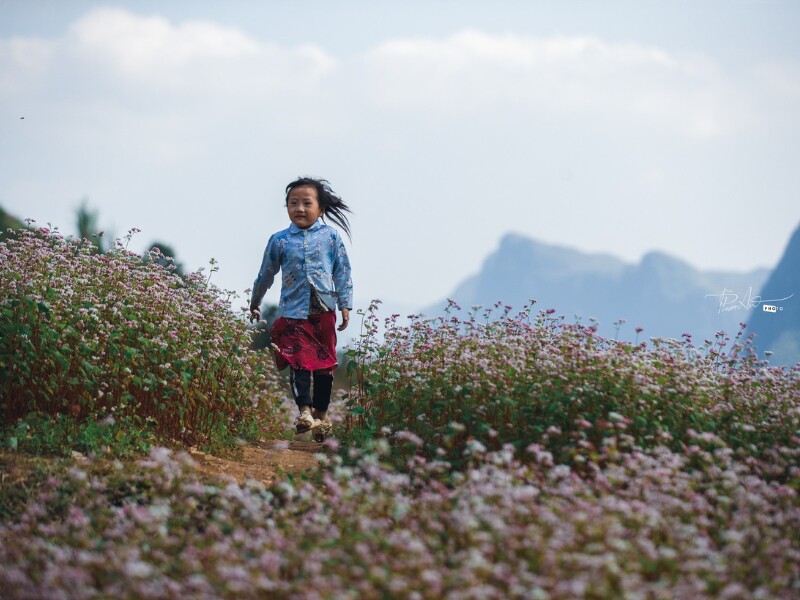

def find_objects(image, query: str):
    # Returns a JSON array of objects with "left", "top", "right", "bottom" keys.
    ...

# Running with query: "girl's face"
[{"left": 286, "top": 185, "right": 324, "bottom": 229}]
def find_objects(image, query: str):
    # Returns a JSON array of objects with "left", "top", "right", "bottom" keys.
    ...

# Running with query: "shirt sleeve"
[
  {"left": 332, "top": 233, "right": 353, "bottom": 311},
  {"left": 250, "top": 234, "right": 280, "bottom": 311}
]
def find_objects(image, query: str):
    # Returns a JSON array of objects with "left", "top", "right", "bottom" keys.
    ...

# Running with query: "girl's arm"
[
  {"left": 250, "top": 235, "right": 281, "bottom": 319},
  {"left": 338, "top": 308, "right": 350, "bottom": 331},
  {"left": 331, "top": 233, "right": 353, "bottom": 330}
]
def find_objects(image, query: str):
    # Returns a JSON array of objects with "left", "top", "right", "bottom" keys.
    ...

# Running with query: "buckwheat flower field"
[
  {"left": 0, "top": 225, "right": 286, "bottom": 452},
  {"left": 2, "top": 229, "right": 799, "bottom": 598}
]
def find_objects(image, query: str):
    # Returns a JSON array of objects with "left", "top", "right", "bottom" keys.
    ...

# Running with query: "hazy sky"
[{"left": 2, "top": 0, "right": 799, "bottom": 320}]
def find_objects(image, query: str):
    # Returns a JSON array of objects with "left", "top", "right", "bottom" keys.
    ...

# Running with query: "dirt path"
[
  {"left": 0, "top": 438, "right": 329, "bottom": 511},
  {"left": 188, "top": 438, "right": 329, "bottom": 486}
]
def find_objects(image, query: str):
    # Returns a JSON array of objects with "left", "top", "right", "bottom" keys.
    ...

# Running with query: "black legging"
[{"left": 289, "top": 368, "right": 334, "bottom": 412}]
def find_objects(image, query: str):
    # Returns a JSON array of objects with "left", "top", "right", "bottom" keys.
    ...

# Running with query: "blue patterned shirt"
[{"left": 250, "top": 220, "right": 353, "bottom": 319}]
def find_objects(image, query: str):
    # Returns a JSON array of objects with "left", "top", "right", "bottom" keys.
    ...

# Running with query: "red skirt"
[{"left": 270, "top": 311, "right": 338, "bottom": 374}]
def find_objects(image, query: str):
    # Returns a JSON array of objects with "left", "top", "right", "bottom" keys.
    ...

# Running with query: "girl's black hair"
[{"left": 285, "top": 177, "right": 353, "bottom": 239}]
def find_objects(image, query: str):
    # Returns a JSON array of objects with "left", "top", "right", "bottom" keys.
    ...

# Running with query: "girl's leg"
[
  {"left": 311, "top": 370, "right": 334, "bottom": 442},
  {"left": 311, "top": 370, "right": 334, "bottom": 413},
  {"left": 291, "top": 368, "right": 318, "bottom": 433},
  {"left": 290, "top": 368, "right": 313, "bottom": 409}
]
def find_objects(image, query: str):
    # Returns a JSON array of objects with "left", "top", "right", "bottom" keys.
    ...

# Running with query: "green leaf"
[{"left": 53, "top": 351, "right": 69, "bottom": 370}]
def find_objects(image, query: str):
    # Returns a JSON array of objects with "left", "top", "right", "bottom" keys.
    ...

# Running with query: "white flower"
[{"left": 125, "top": 560, "right": 153, "bottom": 578}]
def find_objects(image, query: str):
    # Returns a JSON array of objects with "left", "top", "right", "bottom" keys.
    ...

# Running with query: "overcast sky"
[{"left": 2, "top": 0, "right": 799, "bottom": 322}]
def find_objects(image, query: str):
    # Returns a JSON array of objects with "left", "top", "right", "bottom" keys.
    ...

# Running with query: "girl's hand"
[
  {"left": 249, "top": 308, "right": 261, "bottom": 323},
  {"left": 338, "top": 308, "right": 350, "bottom": 331}
]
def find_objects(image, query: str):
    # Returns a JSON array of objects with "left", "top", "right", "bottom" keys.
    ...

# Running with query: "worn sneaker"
[
  {"left": 295, "top": 407, "right": 318, "bottom": 433},
  {"left": 311, "top": 409, "right": 332, "bottom": 443}
]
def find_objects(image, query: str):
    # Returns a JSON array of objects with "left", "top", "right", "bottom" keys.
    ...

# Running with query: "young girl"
[{"left": 249, "top": 177, "right": 353, "bottom": 441}]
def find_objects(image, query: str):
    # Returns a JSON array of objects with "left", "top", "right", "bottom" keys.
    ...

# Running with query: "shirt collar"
[{"left": 288, "top": 219, "right": 324, "bottom": 234}]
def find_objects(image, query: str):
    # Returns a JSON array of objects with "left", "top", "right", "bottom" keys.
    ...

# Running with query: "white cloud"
[
  {"left": 0, "top": 7, "right": 338, "bottom": 97},
  {"left": 371, "top": 31, "right": 680, "bottom": 72},
  {"left": 0, "top": 6, "right": 341, "bottom": 162},
  {"left": 69, "top": 7, "right": 261, "bottom": 75},
  {"left": 66, "top": 7, "right": 337, "bottom": 98},
  {"left": 0, "top": 36, "right": 54, "bottom": 96},
  {"left": 363, "top": 30, "right": 755, "bottom": 139},
  {"left": 2, "top": 11, "right": 790, "bottom": 142}
]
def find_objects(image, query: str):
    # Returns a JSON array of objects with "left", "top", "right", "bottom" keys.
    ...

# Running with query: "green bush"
[
  {"left": 0, "top": 224, "right": 286, "bottom": 454},
  {"left": 345, "top": 301, "right": 800, "bottom": 480}
]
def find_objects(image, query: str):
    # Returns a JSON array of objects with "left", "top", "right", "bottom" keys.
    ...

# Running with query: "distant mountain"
[
  {"left": 424, "top": 232, "right": 772, "bottom": 352},
  {"left": 746, "top": 222, "right": 800, "bottom": 367}
]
